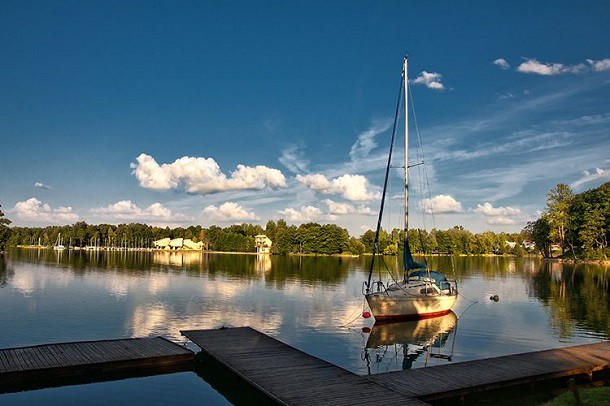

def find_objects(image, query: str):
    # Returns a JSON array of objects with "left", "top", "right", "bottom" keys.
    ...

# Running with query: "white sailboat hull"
[{"left": 366, "top": 290, "right": 457, "bottom": 320}]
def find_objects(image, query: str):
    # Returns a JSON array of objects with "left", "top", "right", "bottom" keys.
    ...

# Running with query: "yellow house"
[{"left": 255, "top": 235, "right": 272, "bottom": 254}]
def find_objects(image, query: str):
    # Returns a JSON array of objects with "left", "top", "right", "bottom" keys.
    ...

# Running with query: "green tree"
[
  {"left": 546, "top": 183, "right": 573, "bottom": 256},
  {"left": 347, "top": 237, "right": 365, "bottom": 255},
  {"left": 525, "top": 216, "right": 552, "bottom": 258},
  {"left": 0, "top": 205, "right": 11, "bottom": 250},
  {"left": 359, "top": 230, "right": 376, "bottom": 252},
  {"left": 580, "top": 207, "right": 607, "bottom": 259},
  {"left": 265, "top": 220, "right": 277, "bottom": 242}
]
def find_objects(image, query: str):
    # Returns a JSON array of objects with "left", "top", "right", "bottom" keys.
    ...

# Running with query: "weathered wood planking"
[
  {"left": 183, "top": 327, "right": 610, "bottom": 405},
  {"left": 0, "top": 337, "right": 194, "bottom": 388},
  {"left": 182, "top": 327, "right": 427, "bottom": 406},
  {"left": 369, "top": 341, "right": 610, "bottom": 400}
]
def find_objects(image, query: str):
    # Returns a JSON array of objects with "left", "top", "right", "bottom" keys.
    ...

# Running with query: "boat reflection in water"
[{"left": 363, "top": 311, "right": 458, "bottom": 374}]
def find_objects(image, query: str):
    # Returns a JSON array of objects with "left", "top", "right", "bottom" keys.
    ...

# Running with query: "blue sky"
[{"left": 1, "top": 1, "right": 609, "bottom": 235}]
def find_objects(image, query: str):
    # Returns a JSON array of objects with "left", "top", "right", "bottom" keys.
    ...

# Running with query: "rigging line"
[
  {"left": 366, "top": 69, "right": 404, "bottom": 292},
  {"left": 406, "top": 72, "right": 430, "bottom": 266},
  {"left": 457, "top": 291, "right": 479, "bottom": 305},
  {"left": 340, "top": 297, "right": 368, "bottom": 327},
  {"left": 381, "top": 255, "right": 418, "bottom": 296},
  {"left": 456, "top": 297, "right": 479, "bottom": 319},
  {"left": 407, "top": 78, "right": 437, "bottom": 231}
]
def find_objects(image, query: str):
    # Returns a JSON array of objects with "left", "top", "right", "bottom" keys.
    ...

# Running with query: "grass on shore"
[{"left": 542, "top": 386, "right": 610, "bottom": 405}]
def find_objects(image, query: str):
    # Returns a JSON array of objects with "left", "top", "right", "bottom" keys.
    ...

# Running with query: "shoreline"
[
  {"left": 9, "top": 246, "right": 608, "bottom": 264},
  {"left": 542, "top": 257, "right": 610, "bottom": 266}
]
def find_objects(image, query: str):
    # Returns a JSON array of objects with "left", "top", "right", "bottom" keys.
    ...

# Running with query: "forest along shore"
[{"left": 2, "top": 182, "right": 608, "bottom": 260}]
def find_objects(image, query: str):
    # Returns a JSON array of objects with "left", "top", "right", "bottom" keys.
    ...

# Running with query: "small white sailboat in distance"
[
  {"left": 53, "top": 233, "right": 65, "bottom": 251},
  {"left": 363, "top": 55, "right": 458, "bottom": 320}
]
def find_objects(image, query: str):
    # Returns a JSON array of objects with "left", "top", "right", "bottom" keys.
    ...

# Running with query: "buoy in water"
[
  {"left": 490, "top": 295, "right": 499, "bottom": 302},
  {"left": 362, "top": 311, "right": 371, "bottom": 319},
  {"left": 362, "top": 327, "right": 371, "bottom": 333}
]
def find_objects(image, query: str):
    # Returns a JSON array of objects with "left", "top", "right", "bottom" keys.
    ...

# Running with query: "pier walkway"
[
  {"left": 182, "top": 327, "right": 426, "bottom": 406},
  {"left": 0, "top": 337, "right": 194, "bottom": 390},
  {"left": 183, "top": 327, "right": 610, "bottom": 406},
  {"left": 371, "top": 341, "right": 610, "bottom": 401}
]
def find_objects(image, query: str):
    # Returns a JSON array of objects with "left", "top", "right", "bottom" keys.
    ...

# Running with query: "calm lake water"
[{"left": 1, "top": 249, "right": 608, "bottom": 404}]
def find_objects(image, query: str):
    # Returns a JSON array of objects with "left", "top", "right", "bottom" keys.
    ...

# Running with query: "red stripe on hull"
[{"left": 373, "top": 309, "right": 452, "bottom": 323}]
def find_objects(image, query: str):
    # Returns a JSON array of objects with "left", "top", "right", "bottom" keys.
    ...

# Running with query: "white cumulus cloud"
[
  {"left": 92, "top": 200, "right": 189, "bottom": 222},
  {"left": 420, "top": 195, "right": 462, "bottom": 214},
  {"left": 571, "top": 166, "right": 610, "bottom": 189},
  {"left": 517, "top": 59, "right": 566, "bottom": 75},
  {"left": 34, "top": 182, "right": 52, "bottom": 190},
  {"left": 587, "top": 58, "right": 610, "bottom": 72},
  {"left": 131, "top": 153, "right": 287, "bottom": 195},
  {"left": 517, "top": 58, "right": 587, "bottom": 75},
  {"left": 323, "top": 199, "right": 376, "bottom": 216},
  {"left": 13, "top": 198, "right": 78, "bottom": 223},
  {"left": 493, "top": 58, "right": 510, "bottom": 70},
  {"left": 203, "top": 202, "right": 259, "bottom": 222},
  {"left": 475, "top": 202, "right": 522, "bottom": 217},
  {"left": 296, "top": 173, "right": 379, "bottom": 201},
  {"left": 486, "top": 217, "right": 515, "bottom": 225},
  {"left": 278, "top": 206, "right": 336, "bottom": 222},
  {"left": 413, "top": 71, "right": 445, "bottom": 90}
]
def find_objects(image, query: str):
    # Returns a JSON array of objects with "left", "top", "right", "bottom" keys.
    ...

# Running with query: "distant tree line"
[
  {"left": 525, "top": 182, "right": 609, "bottom": 260},
  {"left": 3, "top": 184, "right": 608, "bottom": 259},
  {"left": 2, "top": 214, "right": 530, "bottom": 256}
]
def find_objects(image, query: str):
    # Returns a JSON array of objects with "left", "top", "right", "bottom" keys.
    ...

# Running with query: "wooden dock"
[
  {"left": 0, "top": 337, "right": 194, "bottom": 391},
  {"left": 183, "top": 327, "right": 610, "bottom": 406},
  {"left": 370, "top": 341, "right": 610, "bottom": 401},
  {"left": 182, "top": 327, "right": 427, "bottom": 406}
]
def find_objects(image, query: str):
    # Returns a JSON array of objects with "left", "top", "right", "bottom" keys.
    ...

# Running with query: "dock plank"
[
  {"left": 370, "top": 341, "right": 610, "bottom": 399},
  {"left": 183, "top": 327, "right": 609, "bottom": 406},
  {"left": 0, "top": 337, "right": 194, "bottom": 388},
  {"left": 182, "top": 327, "right": 426, "bottom": 406}
]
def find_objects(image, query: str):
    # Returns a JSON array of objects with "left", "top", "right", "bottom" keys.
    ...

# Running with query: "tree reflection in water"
[{"left": 529, "top": 261, "right": 609, "bottom": 339}]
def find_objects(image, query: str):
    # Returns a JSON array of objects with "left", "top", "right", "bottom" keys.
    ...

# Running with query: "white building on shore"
[
  {"left": 153, "top": 238, "right": 204, "bottom": 251},
  {"left": 255, "top": 235, "right": 272, "bottom": 254}
]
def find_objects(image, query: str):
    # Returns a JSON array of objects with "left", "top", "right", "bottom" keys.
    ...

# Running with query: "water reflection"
[
  {"left": 363, "top": 312, "right": 458, "bottom": 374},
  {"left": 255, "top": 254, "right": 271, "bottom": 272},
  {"left": 153, "top": 251, "right": 207, "bottom": 267},
  {"left": 1, "top": 249, "right": 609, "bottom": 369},
  {"left": 0, "top": 254, "right": 14, "bottom": 288},
  {"left": 529, "top": 261, "right": 609, "bottom": 339}
]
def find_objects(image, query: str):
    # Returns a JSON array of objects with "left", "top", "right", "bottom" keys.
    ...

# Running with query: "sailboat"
[
  {"left": 363, "top": 55, "right": 458, "bottom": 320},
  {"left": 53, "top": 233, "right": 65, "bottom": 251}
]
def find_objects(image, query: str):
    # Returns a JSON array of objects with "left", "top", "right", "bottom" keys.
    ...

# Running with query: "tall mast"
[
  {"left": 403, "top": 56, "right": 409, "bottom": 264},
  {"left": 365, "top": 61, "right": 404, "bottom": 293}
]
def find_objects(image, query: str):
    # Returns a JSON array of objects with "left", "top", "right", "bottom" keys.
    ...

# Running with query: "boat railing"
[
  {"left": 362, "top": 280, "right": 388, "bottom": 295},
  {"left": 442, "top": 279, "right": 458, "bottom": 295}
]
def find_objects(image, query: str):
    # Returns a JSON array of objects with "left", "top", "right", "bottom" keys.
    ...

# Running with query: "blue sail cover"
[{"left": 403, "top": 241, "right": 427, "bottom": 271}]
